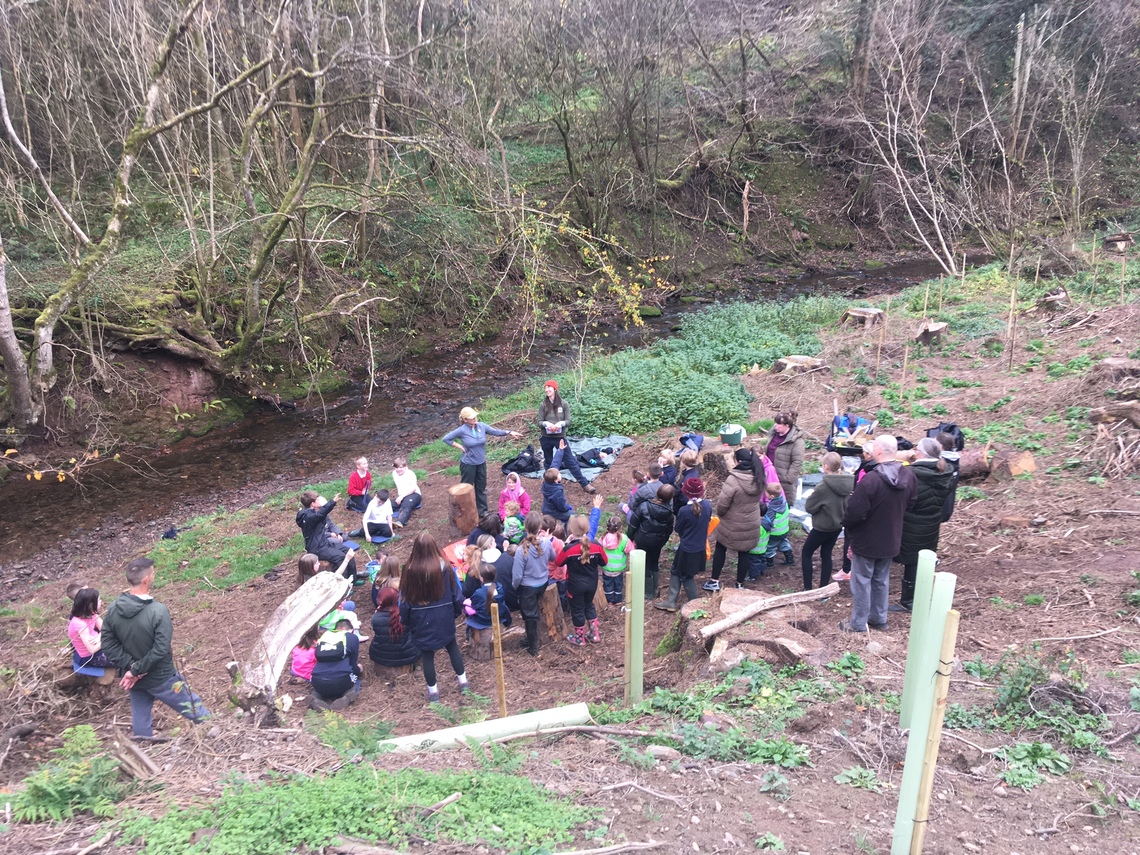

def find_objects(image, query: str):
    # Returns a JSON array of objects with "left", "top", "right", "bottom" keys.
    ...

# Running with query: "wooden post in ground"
[
  {"left": 909, "top": 609, "right": 961, "bottom": 855},
  {"left": 448, "top": 484, "right": 478, "bottom": 535},
  {"left": 1090, "top": 232, "right": 1098, "bottom": 299},
  {"left": 1005, "top": 276, "right": 1018, "bottom": 371},
  {"left": 1122, "top": 254, "right": 1128, "bottom": 304},
  {"left": 876, "top": 296, "right": 890, "bottom": 379},
  {"left": 960, "top": 252, "right": 967, "bottom": 288},
  {"left": 900, "top": 345, "right": 911, "bottom": 398},
  {"left": 489, "top": 593, "right": 507, "bottom": 718},
  {"left": 922, "top": 280, "right": 930, "bottom": 320},
  {"left": 937, "top": 275, "right": 944, "bottom": 313}
]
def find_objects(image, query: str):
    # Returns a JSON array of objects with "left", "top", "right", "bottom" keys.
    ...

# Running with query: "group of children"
[{"left": 347, "top": 456, "right": 422, "bottom": 543}]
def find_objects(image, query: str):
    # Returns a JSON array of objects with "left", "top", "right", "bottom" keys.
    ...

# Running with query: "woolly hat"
[
  {"left": 681, "top": 477, "right": 705, "bottom": 499},
  {"left": 544, "top": 379, "right": 558, "bottom": 391}
]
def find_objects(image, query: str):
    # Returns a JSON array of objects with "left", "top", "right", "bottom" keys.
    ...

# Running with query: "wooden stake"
[
  {"left": 900, "top": 345, "right": 910, "bottom": 398},
  {"left": 1090, "top": 232, "right": 1098, "bottom": 300},
  {"left": 490, "top": 593, "right": 507, "bottom": 719},
  {"left": 937, "top": 274, "right": 944, "bottom": 313},
  {"left": 876, "top": 296, "right": 890, "bottom": 381},
  {"left": 1122, "top": 254, "right": 1127, "bottom": 305},
  {"left": 960, "top": 252, "right": 967, "bottom": 290},
  {"left": 910, "top": 609, "right": 961, "bottom": 855},
  {"left": 921, "top": 280, "right": 930, "bottom": 321},
  {"left": 1005, "top": 275, "right": 1018, "bottom": 372}
]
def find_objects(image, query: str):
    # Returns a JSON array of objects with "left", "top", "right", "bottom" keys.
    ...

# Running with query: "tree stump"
[
  {"left": 537, "top": 584, "right": 566, "bottom": 643},
  {"left": 914, "top": 320, "right": 948, "bottom": 346},
  {"left": 1089, "top": 401, "right": 1140, "bottom": 429},
  {"left": 989, "top": 449, "right": 1036, "bottom": 481},
  {"left": 840, "top": 307, "right": 884, "bottom": 328},
  {"left": 771, "top": 355, "right": 826, "bottom": 376},
  {"left": 466, "top": 627, "right": 494, "bottom": 662},
  {"left": 448, "top": 483, "right": 479, "bottom": 535},
  {"left": 957, "top": 443, "right": 993, "bottom": 479},
  {"left": 372, "top": 662, "right": 414, "bottom": 682}
]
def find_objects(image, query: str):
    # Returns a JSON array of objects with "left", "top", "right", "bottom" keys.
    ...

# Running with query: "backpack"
[
  {"left": 575, "top": 447, "right": 609, "bottom": 469},
  {"left": 501, "top": 444, "right": 542, "bottom": 475},
  {"left": 926, "top": 422, "right": 966, "bottom": 451},
  {"left": 315, "top": 629, "right": 347, "bottom": 662}
]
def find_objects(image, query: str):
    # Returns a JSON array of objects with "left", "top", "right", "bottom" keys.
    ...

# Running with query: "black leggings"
[
  {"left": 642, "top": 543, "right": 663, "bottom": 578},
  {"left": 801, "top": 528, "right": 841, "bottom": 589},
  {"left": 567, "top": 583, "right": 598, "bottom": 627},
  {"left": 421, "top": 639, "right": 465, "bottom": 686},
  {"left": 711, "top": 541, "right": 751, "bottom": 585}
]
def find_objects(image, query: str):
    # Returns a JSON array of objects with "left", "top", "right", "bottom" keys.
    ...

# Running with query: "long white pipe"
[{"left": 380, "top": 702, "right": 592, "bottom": 752}]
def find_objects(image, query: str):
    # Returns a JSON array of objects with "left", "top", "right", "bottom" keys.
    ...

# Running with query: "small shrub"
[
  {"left": 828, "top": 652, "right": 866, "bottom": 679},
  {"left": 834, "top": 766, "right": 884, "bottom": 792}
]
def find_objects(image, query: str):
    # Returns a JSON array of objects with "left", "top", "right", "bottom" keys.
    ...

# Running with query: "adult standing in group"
[
  {"left": 765, "top": 411, "right": 805, "bottom": 503},
  {"left": 101, "top": 558, "right": 211, "bottom": 738},
  {"left": 536, "top": 380, "right": 597, "bottom": 495},
  {"left": 839, "top": 435, "right": 917, "bottom": 633},
  {"left": 704, "top": 447, "right": 765, "bottom": 592},
  {"left": 443, "top": 407, "right": 522, "bottom": 518},
  {"left": 891, "top": 438, "right": 955, "bottom": 613}
]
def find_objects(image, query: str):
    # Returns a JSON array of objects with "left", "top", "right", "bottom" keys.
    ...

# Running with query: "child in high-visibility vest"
[
  {"left": 761, "top": 481, "right": 794, "bottom": 568},
  {"left": 600, "top": 514, "right": 634, "bottom": 604},
  {"left": 747, "top": 521, "right": 771, "bottom": 580}
]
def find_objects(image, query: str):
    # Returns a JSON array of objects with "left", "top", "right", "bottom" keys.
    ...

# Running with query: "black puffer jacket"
[
  {"left": 629, "top": 498, "right": 675, "bottom": 549},
  {"left": 369, "top": 609, "right": 420, "bottom": 668},
  {"left": 895, "top": 460, "right": 954, "bottom": 564}
]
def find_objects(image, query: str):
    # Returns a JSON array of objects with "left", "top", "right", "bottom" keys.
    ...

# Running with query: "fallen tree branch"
[
  {"left": 1034, "top": 627, "right": 1120, "bottom": 643},
  {"left": 492, "top": 725, "right": 657, "bottom": 746},
  {"left": 700, "top": 583, "right": 839, "bottom": 640},
  {"left": 418, "top": 791, "right": 461, "bottom": 818},
  {"left": 591, "top": 780, "right": 686, "bottom": 808},
  {"left": 1084, "top": 509, "right": 1140, "bottom": 516},
  {"left": 553, "top": 841, "right": 668, "bottom": 855}
]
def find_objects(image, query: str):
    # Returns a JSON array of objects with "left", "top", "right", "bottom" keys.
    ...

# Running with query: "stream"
[{"left": 0, "top": 258, "right": 944, "bottom": 568}]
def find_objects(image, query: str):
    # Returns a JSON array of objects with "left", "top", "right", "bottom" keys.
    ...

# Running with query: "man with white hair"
[{"left": 839, "top": 434, "right": 918, "bottom": 632}]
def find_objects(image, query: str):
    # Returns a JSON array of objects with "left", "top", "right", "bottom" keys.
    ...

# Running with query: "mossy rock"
[
  {"left": 865, "top": 259, "right": 888, "bottom": 270},
  {"left": 637, "top": 306, "right": 663, "bottom": 318}
]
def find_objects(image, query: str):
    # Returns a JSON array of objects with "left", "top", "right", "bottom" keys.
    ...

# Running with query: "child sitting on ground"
[
  {"left": 620, "top": 470, "right": 647, "bottom": 522},
  {"left": 310, "top": 616, "right": 363, "bottom": 711},
  {"left": 498, "top": 471, "right": 531, "bottom": 520},
  {"left": 461, "top": 544, "right": 484, "bottom": 598},
  {"left": 362, "top": 489, "right": 394, "bottom": 542},
  {"left": 465, "top": 565, "right": 511, "bottom": 635},
  {"left": 347, "top": 456, "right": 372, "bottom": 513},
  {"left": 369, "top": 587, "right": 419, "bottom": 673},
  {"left": 600, "top": 514, "right": 634, "bottom": 605},
  {"left": 68, "top": 588, "right": 113, "bottom": 668},
  {"left": 761, "top": 481, "right": 794, "bottom": 568},
  {"left": 370, "top": 555, "right": 400, "bottom": 608},
  {"left": 541, "top": 467, "right": 573, "bottom": 524},
  {"left": 502, "top": 500, "right": 526, "bottom": 545},
  {"left": 291, "top": 624, "right": 320, "bottom": 682}
]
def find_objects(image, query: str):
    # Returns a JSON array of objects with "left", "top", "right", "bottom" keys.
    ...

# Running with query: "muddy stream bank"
[{"left": 0, "top": 259, "right": 944, "bottom": 581}]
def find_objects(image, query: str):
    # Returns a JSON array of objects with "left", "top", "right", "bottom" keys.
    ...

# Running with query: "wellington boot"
[
  {"left": 524, "top": 618, "right": 539, "bottom": 657},
  {"left": 567, "top": 625, "right": 587, "bottom": 647},
  {"left": 654, "top": 576, "right": 682, "bottom": 612},
  {"left": 587, "top": 618, "right": 601, "bottom": 644},
  {"left": 645, "top": 570, "right": 659, "bottom": 600}
]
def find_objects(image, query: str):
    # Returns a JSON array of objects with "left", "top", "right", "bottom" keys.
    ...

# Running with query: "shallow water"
[{"left": 0, "top": 258, "right": 944, "bottom": 558}]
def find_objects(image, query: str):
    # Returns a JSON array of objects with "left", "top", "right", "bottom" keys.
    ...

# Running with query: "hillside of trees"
[{"left": 1, "top": 0, "right": 1138, "bottom": 444}]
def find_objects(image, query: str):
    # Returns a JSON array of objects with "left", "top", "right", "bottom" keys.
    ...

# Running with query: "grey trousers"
[{"left": 848, "top": 552, "right": 891, "bottom": 631}]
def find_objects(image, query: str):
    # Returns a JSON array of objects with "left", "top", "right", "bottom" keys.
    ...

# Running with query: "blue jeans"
[
  {"left": 764, "top": 535, "right": 791, "bottom": 559},
  {"left": 129, "top": 672, "right": 210, "bottom": 737},
  {"left": 848, "top": 553, "right": 891, "bottom": 631},
  {"left": 602, "top": 572, "right": 624, "bottom": 604}
]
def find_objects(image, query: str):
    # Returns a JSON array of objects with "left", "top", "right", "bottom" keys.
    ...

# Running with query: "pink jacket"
[
  {"left": 761, "top": 455, "right": 784, "bottom": 498},
  {"left": 499, "top": 484, "right": 532, "bottom": 519}
]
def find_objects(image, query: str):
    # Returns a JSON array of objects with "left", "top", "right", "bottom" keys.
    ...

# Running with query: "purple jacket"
[{"left": 841, "top": 461, "right": 918, "bottom": 559}]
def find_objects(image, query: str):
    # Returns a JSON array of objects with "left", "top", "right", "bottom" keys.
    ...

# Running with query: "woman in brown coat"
[
  {"left": 765, "top": 411, "right": 805, "bottom": 503},
  {"left": 704, "top": 447, "right": 765, "bottom": 592}
]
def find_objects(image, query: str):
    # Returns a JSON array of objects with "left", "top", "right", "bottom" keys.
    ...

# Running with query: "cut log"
[
  {"left": 232, "top": 571, "right": 350, "bottom": 723},
  {"left": 1089, "top": 401, "right": 1140, "bottom": 429},
  {"left": 372, "top": 662, "right": 414, "bottom": 680},
  {"left": 771, "top": 355, "right": 826, "bottom": 376},
  {"left": 840, "top": 307, "right": 884, "bottom": 328},
  {"left": 914, "top": 320, "right": 948, "bottom": 346},
  {"left": 448, "top": 483, "right": 479, "bottom": 534},
  {"left": 1036, "top": 288, "right": 1070, "bottom": 312},
  {"left": 989, "top": 449, "right": 1036, "bottom": 481},
  {"left": 957, "top": 443, "right": 993, "bottom": 479},
  {"left": 537, "top": 584, "right": 566, "bottom": 643},
  {"left": 700, "top": 583, "right": 839, "bottom": 640}
]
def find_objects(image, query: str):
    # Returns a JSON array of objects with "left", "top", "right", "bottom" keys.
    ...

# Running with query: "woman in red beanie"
[{"left": 536, "top": 380, "right": 596, "bottom": 494}]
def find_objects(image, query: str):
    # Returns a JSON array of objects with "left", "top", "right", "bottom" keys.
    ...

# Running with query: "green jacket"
[{"left": 101, "top": 593, "right": 175, "bottom": 691}]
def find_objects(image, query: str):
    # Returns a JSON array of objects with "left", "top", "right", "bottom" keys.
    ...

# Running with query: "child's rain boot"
[
  {"left": 587, "top": 619, "right": 601, "bottom": 644},
  {"left": 567, "top": 625, "right": 586, "bottom": 646}
]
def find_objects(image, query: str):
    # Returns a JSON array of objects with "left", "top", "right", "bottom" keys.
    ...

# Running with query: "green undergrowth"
[
  {"left": 13, "top": 726, "right": 133, "bottom": 822},
  {"left": 150, "top": 508, "right": 303, "bottom": 591},
  {"left": 304, "top": 711, "right": 394, "bottom": 760},
  {"left": 946, "top": 646, "right": 1113, "bottom": 756},
  {"left": 116, "top": 764, "right": 598, "bottom": 854},
  {"left": 591, "top": 659, "right": 843, "bottom": 766}
]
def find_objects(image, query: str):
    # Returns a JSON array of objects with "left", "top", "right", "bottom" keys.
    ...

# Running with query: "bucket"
[{"left": 718, "top": 423, "right": 746, "bottom": 446}]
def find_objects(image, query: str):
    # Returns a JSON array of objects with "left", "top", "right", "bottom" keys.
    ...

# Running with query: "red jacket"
[{"left": 348, "top": 470, "right": 372, "bottom": 497}]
